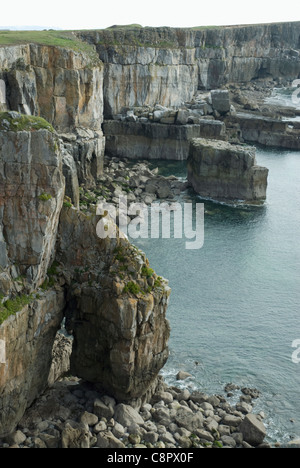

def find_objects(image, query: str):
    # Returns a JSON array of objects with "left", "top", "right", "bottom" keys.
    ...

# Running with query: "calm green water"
[{"left": 130, "top": 147, "right": 300, "bottom": 444}]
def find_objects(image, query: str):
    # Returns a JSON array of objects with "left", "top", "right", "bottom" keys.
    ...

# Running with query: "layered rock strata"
[
  {"left": 227, "top": 113, "right": 300, "bottom": 150},
  {"left": 78, "top": 22, "right": 300, "bottom": 117},
  {"left": 0, "top": 44, "right": 105, "bottom": 191},
  {"left": 187, "top": 138, "right": 269, "bottom": 203},
  {"left": 103, "top": 120, "right": 226, "bottom": 160},
  {"left": 0, "top": 290, "right": 65, "bottom": 436}
]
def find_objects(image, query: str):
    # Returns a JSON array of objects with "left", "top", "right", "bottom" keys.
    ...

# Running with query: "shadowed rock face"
[
  {"left": 187, "top": 138, "right": 269, "bottom": 203},
  {"left": 57, "top": 208, "right": 171, "bottom": 403},
  {"left": 0, "top": 122, "right": 170, "bottom": 436}
]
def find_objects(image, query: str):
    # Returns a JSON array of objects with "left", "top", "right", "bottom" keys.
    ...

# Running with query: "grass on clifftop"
[
  {"left": 0, "top": 112, "right": 55, "bottom": 132},
  {"left": 0, "top": 30, "right": 98, "bottom": 59}
]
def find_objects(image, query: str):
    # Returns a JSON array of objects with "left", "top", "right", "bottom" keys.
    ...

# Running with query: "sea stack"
[{"left": 187, "top": 138, "right": 269, "bottom": 203}]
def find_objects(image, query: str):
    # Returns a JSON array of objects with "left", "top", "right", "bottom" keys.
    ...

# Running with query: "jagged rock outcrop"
[
  {"left": 187, "top": 138, "right": 269, "bottom": 203},
  {"left": 0, "top": 289, "right": 65, "bottom": 436},
  {"left": 0, "top": 121, "right": 170, "bottom": 436},
  {"left": 56, "top": 207, "right": 171, "bottom": 403},
  {"left": 226, "top": 112, "right": 300, "bottom": 149}
]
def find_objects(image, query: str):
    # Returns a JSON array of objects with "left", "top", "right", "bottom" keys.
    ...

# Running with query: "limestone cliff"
[
  {"left": 0, "top": 43, "right": 105, "bottom": 191},
  {"left": 0, "top": 120, "right": 170, "bottom": 436},
  {"left": 0, "top": 22, "right": 298, "bottom": 437},
  {"left": 0, "top": 115, "right": 65, "bottom": 293},
  {"left": 78, "top": 22, "right": 300, "bottom": 117}
]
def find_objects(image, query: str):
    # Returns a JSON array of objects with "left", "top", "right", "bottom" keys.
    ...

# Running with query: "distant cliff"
[{"left": 77, "top": 22, "right": 300, "bottom": 117}]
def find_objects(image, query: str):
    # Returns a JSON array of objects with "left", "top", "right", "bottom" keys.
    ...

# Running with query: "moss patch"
[
  {"left": 0, "top": 112, "right": 55, "bottom": 133},
  {"left": 0, "top": 294, "right": 33, "bottom": 325}
]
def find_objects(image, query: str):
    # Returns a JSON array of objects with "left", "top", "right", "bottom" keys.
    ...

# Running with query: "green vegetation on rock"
[
  {"left": 0, "top": 112, "right": 55, "bottom": 133},
  {"left": 38, "top": 193, "right": 52, "bottom": 202},
  {"left": 0, "top": 29, "right": 96, "bottom": 53},
  {"left": 0, "top": 294, "right": 33, "bottom": 325}
]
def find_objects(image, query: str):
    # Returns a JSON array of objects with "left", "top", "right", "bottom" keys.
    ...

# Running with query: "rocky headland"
[{"left": 0, "top": 22, "right": 300, "bottom": 447}]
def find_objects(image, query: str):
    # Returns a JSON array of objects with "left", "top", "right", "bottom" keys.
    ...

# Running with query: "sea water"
[{"left": 129, "top": 146, "right": 300, "bottom": 444}]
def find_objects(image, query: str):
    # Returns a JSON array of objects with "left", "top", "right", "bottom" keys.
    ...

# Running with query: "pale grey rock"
[
  {"left": 112, "top": 422, "right": 125, "bottom": 438},
  {"left": 211, "top": 90, "right": 231, "bottom": 115},
  {"left": 93, "top": 399, "right": 114, "bottom": 420},
  {"left": 175, "top": 406, "right": 204, "bottom": 431},
  {"left": 96, "top": 430, "right": 125, "bottom": 448},
  {"left": 236, "top": 401, "right": 253, "bottom": 414},
  {"left": 239, "top": 413, "right": 267, "bottom": 446},
  {"left": 221, "top": 435, "right": 237, "bottom": 447},
  {"left": 222, "top": 414, "right": 243, "bottom": 427},
  {"left": 195, "top": 428, "right": 214, "bottom": 442},
  {"left": 176, "top": 370, "right": 192, "bottom": 381},
  {"left": 114, "top": 404, "right": 144, "bottom": 429},
  {"left": 6, "top": 430, "right": 27, "bottom": 446},
  {"left": 80, "top": 411, "right": 98, "bottom": 427},
  {"left": 187, "top": 138, "right": 269, "bottom": 203}
]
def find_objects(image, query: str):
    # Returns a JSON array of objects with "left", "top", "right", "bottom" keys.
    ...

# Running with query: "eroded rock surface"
[{"left": 187, "top": 138, "right": 269, "bottom": 203}]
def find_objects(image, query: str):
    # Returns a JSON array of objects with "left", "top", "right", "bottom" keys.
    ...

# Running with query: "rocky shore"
[
  {"left": 0, "top": 369, "right": 274, "bottom": 449},
  {"left": 78, "top": 155, "right": 190, "bottom": 216}
]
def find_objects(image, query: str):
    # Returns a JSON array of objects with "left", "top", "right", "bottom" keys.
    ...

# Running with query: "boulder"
[
  {"left": 239, "top": 413, "right": 267, "bottom": 446},
  {"left": 211, "top": 90, "right": 231, "bottom": 115},
  {"left": 175, "top": 406, "right": 204, "bottom": 431},
  {"left": 114, "top": 403, "right": 144, "bottom": 429},
  {"left": 61, "top": 422, "right": 91, "bottom": 449}
]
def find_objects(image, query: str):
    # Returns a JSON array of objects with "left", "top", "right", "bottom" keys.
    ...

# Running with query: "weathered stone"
[
  {"left": 187, "top": 138, "right": 269, "bottom": 203},
  {"left": 239, "top": 413, "right": 267, "bottom": 446},
  {"left": 0, "top": 290, "right": 65, "bottom": 436},
  {"left": 80, "top": 411, "right": 98, "bottom": 427},
  {"left": 48, "top": 332, "right": 72, "bottom": 386},
  {"left": 103, "top": 120, "right": 225, "bottom": 161},
  {"left": 114, "top": 404, "right": 144, "bottom": 429},
  {"left": 176, "top": 371, "right": 192, "bottom": 381},
  {"left": 58, "top": 207, "right": 170, "bottom": 402},
  {"left": 175, "top": 406, "right": 204, "bottom": 431},
  {"left": 211, "top": 90, "right": 231, "bottom": 115},
  {"left": 221, "top": 435, "right": 237, "bottom": 447},
  {"left": 6, "top": 430, "right": 27, "bottom": 446},
  {"left": 96, "top": 431, "right": 126, "bottom": 448},
  {"left": 0, "top": 126, "right": 65, "bottom": 291},
  {"left": 222, "top": 414, "right": 243, "bottom": 427},
  {"left": 93, "top": 399, "right": 114, "bottom": 420},
  {"left": 61, "top": 421, "right": 91, "bottom": 449}
]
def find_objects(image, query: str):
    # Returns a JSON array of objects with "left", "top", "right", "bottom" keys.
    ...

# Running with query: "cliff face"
[
  {"left": 0, "top": 44, "right": 105, "bottom": 191},
  {"left": 78, "top": 22, "right": 300, "bottom": 117},
  {"left": 0, "top": 22, "right": 298, "bottom": 436},
  {"left": 0, "top": 120, "right": 170, "bottom": 436},
  {"left": 57, "top": 208, "right": 170, "bottom": 403},
  {"left": 0, "top": 119, "right": 65, "bottom": 294}
]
